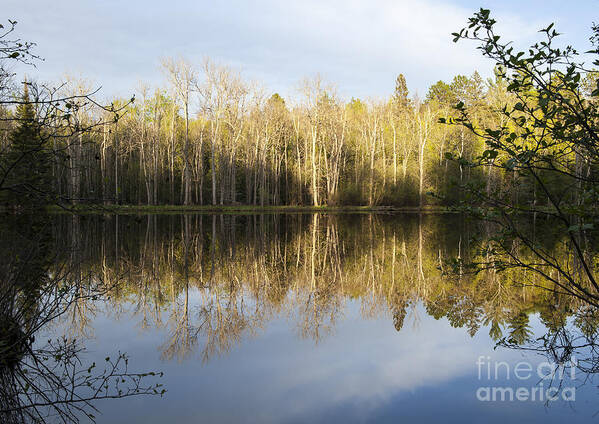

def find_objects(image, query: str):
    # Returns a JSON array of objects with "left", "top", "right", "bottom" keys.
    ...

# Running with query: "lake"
[{"left": 2, "top": 212, "right": 598, "bottom": 423}]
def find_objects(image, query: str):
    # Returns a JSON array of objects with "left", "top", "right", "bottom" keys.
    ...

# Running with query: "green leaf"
[{"left": 482, "top": 149, "right": 498, "bottom": 159}]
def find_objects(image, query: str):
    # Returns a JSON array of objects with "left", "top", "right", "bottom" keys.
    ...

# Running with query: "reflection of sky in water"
[{"left": 44, "top": 295, "right": 598, "bottom": 423}]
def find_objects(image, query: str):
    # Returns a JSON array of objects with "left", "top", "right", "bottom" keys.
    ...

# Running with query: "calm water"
[{"left": 9, "top": 213, "right": 599, "bottom": 423}]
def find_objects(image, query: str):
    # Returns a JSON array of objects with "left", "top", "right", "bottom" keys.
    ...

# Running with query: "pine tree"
[
  {"left": 2, "top": 83, "right": 53, "bottom": 207},
  {"left": 393, "top": 74, "right": 410, "bottom": 109}
]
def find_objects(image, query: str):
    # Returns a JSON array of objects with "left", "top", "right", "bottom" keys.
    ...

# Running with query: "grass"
[{"left": 43, "top": 204, "right": 455, "bottom": 215}]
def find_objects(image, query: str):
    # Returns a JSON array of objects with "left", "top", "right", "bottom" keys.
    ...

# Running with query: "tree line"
[
  {"left": 2, "top": 16, "right": 597, "bottom": 209},
  {"left": 4, "top": 48, "right": 595, "bottom": 208}
]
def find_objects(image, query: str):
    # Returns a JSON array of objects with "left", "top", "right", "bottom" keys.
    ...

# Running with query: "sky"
[{"left": 3, "top": 0, "right": 598, "bottom": 103}]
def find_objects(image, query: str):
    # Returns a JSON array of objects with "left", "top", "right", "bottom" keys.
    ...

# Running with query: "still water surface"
[{"left": 36, "top": 213, "right": 599, "bottom": 422}]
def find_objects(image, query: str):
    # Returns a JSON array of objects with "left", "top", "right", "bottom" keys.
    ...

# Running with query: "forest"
[{"left": 2, "top": 32, "right": 595, "bottom": 209}]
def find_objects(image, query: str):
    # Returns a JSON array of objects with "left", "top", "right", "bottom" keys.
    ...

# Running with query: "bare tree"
[{"left": 161, "top": 57, "right": 197, "bottom": 205}]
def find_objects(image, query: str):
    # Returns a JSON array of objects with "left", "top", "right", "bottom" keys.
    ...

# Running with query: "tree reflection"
[
  {"left": 45, "top": 214, "right": 593, "bottom": 349},
  {"left": 23, "top": 212, "right": 599, "bottom": 411},
  {"left": 0, "top": 213, "right": 163, "bottom": 423}
]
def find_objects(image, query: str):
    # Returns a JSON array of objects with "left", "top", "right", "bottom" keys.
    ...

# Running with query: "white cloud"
[{"left": 0, "top": 0, "right": 562, "bottom": 101}]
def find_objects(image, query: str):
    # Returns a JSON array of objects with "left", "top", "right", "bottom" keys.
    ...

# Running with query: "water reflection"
[
  {"left": 0, "top": 214, "right": 163, "bottom": 424},
  {"left": 5, "top": 212, "right": 599, "bottom": 423},
  {"left": 51, "top": 214, "right": 593, "bottom": 357}
]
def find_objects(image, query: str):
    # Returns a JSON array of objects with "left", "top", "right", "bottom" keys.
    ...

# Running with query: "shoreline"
[{"left": 42, "top": 204, "right": 456, "bottom": 214}]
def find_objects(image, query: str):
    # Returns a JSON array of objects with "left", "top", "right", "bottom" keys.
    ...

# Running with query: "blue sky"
[{"left": 4, "top": 0, "right": 598, "bottom": 102}]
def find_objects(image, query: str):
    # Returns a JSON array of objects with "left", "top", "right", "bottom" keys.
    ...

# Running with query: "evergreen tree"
[
  {"left": 2, "top": 83, "right": 53, "bottom": 207},
  {"left": 393, "top": 74, "right": 410, "bottom": 108},
  {"left": 426, "top": 80, "right": 455, "bottom": 106}
]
